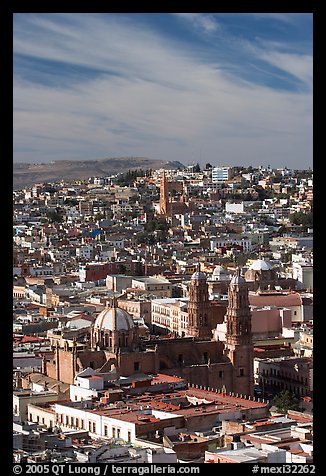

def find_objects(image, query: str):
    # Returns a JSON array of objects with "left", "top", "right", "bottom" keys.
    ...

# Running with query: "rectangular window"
[
  {"left": 81, "top": 419, "right": 84, "bottom": 429},
  {"left": 117, "top": 428, "right": 121, "bottom": 438},
  {"left": 71, "top": 417, "right": 74, "bottom": 427},
  {"left": 112, "top": 427, "right": 116, "bottom": 438},
  {"left": 134, "top": 362, "right": 140, "bottom": 371},
  {"left": 128, "top": 431, "right": 131, "bottom": 442},
  {"left": 239, "top": 368, "right": 245, "bottom": 377},
  {"left": 104, "top": 425, "right": 108, "bottom": 437},
  {"left": 65, "top": 416, "right": 69, "bottom": 425},
  {"left": 76, "top": 418, "right": 79, "bottom": 428},
  {"left": 29, "top": 413, "right": 32, "bottom": 421},
  {"left": 42, "top": 417, "right": 45, "bottom": 424},
  {"left": 89, "top": 421, "right": 92, "bottom": 432},
  {"left": 92, "top": 422, "right": 96, "bottom": 433}
]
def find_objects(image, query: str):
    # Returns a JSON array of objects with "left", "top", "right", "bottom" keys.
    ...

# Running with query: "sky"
[{"left": 13, "top": 13, "right": 313, "bottom": 169}]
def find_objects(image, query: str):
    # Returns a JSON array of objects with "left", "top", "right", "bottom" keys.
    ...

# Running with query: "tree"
[
  {"left": 94, "top": 212, "right": 105, "bottom": 222},
  {"left": 205, "top": 163, "right": 213, "bottom": 170},
  {"left": 136, "top": 232, "right": 149, "bottom": 245},
  {"left": 289, "top": 212, "right": 313, "bottom": 228},
  {"left": 193, "top": 163, "right": 201, "bottom": 173},
  {"left": 117, "top": 263, "right": 126, "bottom": 274},
  {"left": 134, "top": 261, "right": 143, "bottom": 276},
  {"left": 46, "top": 210, "right": 63, "bottom": 223},
  {"left": 145, "top": 219, "right": 168, "bottom": 233},
  {"left": 234, "top": 253, "right": 248, "bottom": 267},
  {"left": 272, "top": 390, "right": 300, "bottom": 413}
]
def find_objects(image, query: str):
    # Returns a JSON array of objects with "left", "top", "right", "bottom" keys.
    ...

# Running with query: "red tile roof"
[{"left": 249, "top": 292, "right": 302, "bottom": 307}]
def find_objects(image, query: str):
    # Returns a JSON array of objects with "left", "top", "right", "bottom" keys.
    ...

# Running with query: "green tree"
[
  {"left": 117, "top": 263, "right": 126, "bottom": 274},
  {"left": 145, "top": 219, "right": 168, "bottom": 233},
  {"left": 46, "top": 210, "right": 63, "bottom": 223},
  {"left": 234, "top": 253, "right": 248, "bottom": 267},
  {"left": 136, "top": 232, "right": 149, "bottom": 245},
  {"left": 94, "top": 212, "right": 105, "bottom": 221},
  {"left": 193, "top": 163, "right": 201, "bottom": 173},
  {"left": 134, "top": 261, "right": 143, "bottom": 276},
  {"left": 289, "top": 212, "right": 313, "bottom": 228},
  {"left": 272, "top": 390, "right": 300, "bottom": 413},
  {"left": 64, "top": 198, "right": 78, "bottom": 206}
]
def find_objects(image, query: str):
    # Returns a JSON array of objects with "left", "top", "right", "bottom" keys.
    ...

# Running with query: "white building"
[
  {"left": 27, "top": 400, "right": 183, "bottom": 444},
  {"left": 131, "top": 277, "right": 172, "bottom": 298},
  {"left": 210, "top": 237, "right": 252, "bottom": 253},
  {"left": 151, "top": 298, "right": 188, "bottom": 335},
  {"left": 292, "top": 262, "right": 313, "bottom": 291},
  {"left": 225, "top": 202, "right": 244, "bottom": 214},
  {"left": 70, "top": 368, "right": 105, "bottom": 402},
  {"left": 212, "top": 167, "right": 232, "bottom": 183},
  {"left": 76, "top": 245, "right": 94, "bottom": 260}
]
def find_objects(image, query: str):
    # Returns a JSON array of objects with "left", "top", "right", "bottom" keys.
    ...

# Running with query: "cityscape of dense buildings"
[{"left": 13, "top": 162, "right": 313, "bottom": 464}]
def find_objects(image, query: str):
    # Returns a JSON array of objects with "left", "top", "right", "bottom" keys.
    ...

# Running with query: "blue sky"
[{"left": 13, "top": 13, "right": 313, "bottom": 169}]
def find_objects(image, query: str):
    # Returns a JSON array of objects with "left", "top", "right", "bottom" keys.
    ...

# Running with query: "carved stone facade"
[
  {"left": 224, "top": 268, "right": 254, "bottom": 396},
  {"left": 187, "top": 269, "right": 212, "bottom": 339},
  {"left": 46, "top": 269, "right": 254, "bottom": 396}
]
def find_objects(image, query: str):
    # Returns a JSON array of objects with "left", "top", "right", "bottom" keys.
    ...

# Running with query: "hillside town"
[{"left": 13, "top": 163, "right": 313, "bottom": 464}]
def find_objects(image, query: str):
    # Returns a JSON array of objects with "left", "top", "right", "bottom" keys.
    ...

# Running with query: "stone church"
[{"left": 46, "top": 268, "right": 254, "bottom": 396}]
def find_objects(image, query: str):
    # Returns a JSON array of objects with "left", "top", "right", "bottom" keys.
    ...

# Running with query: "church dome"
[
  {"left": 213, "top": 265, "right": 227, "bottom": 275},
  {"left": 212, "top": 265, "right": 229, "bottom": 279},
  {"left": 191, "top": 270, "right": 206, "bottom": 280},
  {"left": 249, "top": 259, "right": 273, "bottom": 271},
  {"left": 230, "top": 268, "right": 245, "bottom": 285},
  {"left": 94, "top": 307, "right": 134, "bottom": 332},
  {"left": 230, "top": 274, "right": 245, "bottom": 285}
]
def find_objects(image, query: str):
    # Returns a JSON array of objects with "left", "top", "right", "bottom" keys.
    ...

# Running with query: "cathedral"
[{"left": 45, "top": 268, "right": 254, "bottom": 397}]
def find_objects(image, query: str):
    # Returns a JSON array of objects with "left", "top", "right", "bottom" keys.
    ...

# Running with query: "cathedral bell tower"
[
  {"left": 187, "top": 266, "right": 211, "bottom": 339},
  {"left": 225, "top": 268, "right": 254, "bottom": 396}
]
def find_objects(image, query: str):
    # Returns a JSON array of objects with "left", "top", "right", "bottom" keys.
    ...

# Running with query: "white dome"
[
  {"left": 94, "top": 307, "right": 134, "bottom": 332},
  {"left": 249, "top": 259, "right": 273, "bottom": 271},
  {"left": 230, "top": 268, "right": 245, "bottom": 285},
  {"left": 230, "top": 274, "right": 245, "bottom": 285},
  {"left": 213, "top": 265, "right": 229, "bottom": 276},
  {"left": 191, "top": 271, "right": 206, "bottom": 280}
]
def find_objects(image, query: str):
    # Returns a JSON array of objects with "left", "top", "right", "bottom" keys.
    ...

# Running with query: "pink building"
[{"left": 213, "top": 306, "right": 292, "bottom": 341}]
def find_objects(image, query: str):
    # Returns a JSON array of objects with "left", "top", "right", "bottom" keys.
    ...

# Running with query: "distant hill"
[{"left": 13, "top": 157, "right": 185, "bottom": 190}]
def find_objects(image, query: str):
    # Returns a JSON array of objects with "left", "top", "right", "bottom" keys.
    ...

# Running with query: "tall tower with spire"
[
  {"left": 224, "top": 268, "right": 254, "bottom": 396},
  {"left": 187, "top": 265, "right": 211, "bottom": 339}
]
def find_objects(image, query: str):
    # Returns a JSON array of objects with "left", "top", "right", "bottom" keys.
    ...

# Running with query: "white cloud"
[
  {"left": 13, "top": 14, "right": 312, "bottom": 168},
  {"left": 251, "top": 13, "right": 308, "bottom": 25},
  {"left": 257, "top": 51, "right": 313, "bottom": 88},
  {"left": 174, "top": 13, "right": 220, "bottom": 34}
]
